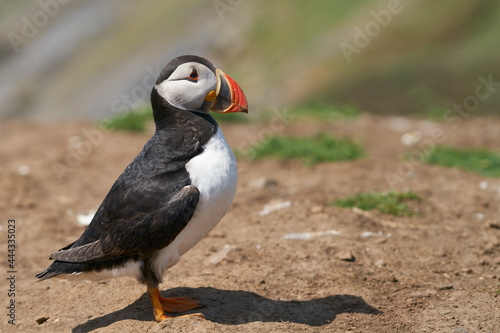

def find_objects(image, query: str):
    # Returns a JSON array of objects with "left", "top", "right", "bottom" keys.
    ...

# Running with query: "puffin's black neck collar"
[{"left": 151, "top": 88, "right": 217, "bottom": 130}]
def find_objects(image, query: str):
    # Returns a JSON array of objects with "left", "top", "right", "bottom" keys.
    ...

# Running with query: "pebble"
[
  {"left": 248, "top": 177, "right": 278, "bottom": 190},
  {"left": 203, "top": 244, "right": 235, "bottom": 265},
  {"left": 310, "top": 205, "right": 324, "bottom": 214},
  {"left": 488, "top": 222, "right": 500, "bottom": 229},
  {"left": 17, "top": 165, "right": 30, "bottom": 176},
  {"left": 474, "top": 213, "right": 485, "bottom": 220},
  {"left": 436, "top": 284, "right": 453, "bottom": 290},
  {"left": 410, "top": 289, "right": 436, "bottom": 297},
  {"left": 401, "top": 131, "right": 422, "bottom": 146},
  {"left": 361, "top": 231, "right": 383, "bottom": 238},
  {"left": 336, "top": 250, "right": 355, "bottom": 262},
  {"left": 259, "top": 200, "right": 291, "bottom": 216},
  {"left": 36, "top": 317, "right": 49, "bottom": 325},
  {"left": 283, "top": 230, "right": 341, "bottom": 240},
  {"left": 374, "top": 259, "right": 385, "bottom": 268}
]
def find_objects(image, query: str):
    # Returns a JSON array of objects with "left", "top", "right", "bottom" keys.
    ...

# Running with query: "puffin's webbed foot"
[
  {"left": 147, "top": 284, "right": 204, "bottom": 322},
  {"left": 159, "top": 296, "right": 202, "bottom": 313}
]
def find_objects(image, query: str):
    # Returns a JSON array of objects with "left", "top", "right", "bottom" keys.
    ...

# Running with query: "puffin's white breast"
[{"left": 151, "top": 126, "right": 238, "bottom": 278}]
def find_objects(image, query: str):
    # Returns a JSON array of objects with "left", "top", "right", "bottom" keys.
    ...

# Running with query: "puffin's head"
[{"left": 152, "top": 55, "right": 248, "bottom": 115}]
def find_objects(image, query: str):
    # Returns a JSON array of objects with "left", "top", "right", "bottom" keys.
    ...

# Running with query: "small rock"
[
  {"left": 474, "top": 213, "right": 485, "bottom": 221},
  {"left": 336, "top": 250, "right": 355, "bottom": 262},
  {"left": 452, "top": 329, "right": 467, "bottom": 333},
  {"left": 310, "top": 205, "right": 324, "bottom": 214},
  {"left": 17, "top": 165, "right": 30, "bottom": 176},
  {"left": 248, "top": 177, "right": 278, "bottom": 190},
  {"left": 410, "top": 289, "right": 436, "bottom": 297},
  {"left": 361, "top": 231, "right": 383, "bottom": 238},
  {"left": 488, "top": 222, "right": 500, "bottom": 229},
  {"left": 374, "top": 259, "right": 385, "bottom": 268},
  {"left": 436, "top": 284, "right": 453, "bottom": 290},
  {"left": 203, "top": 244, "right": 235, "bottom": 265},
  {"left": 67, "top": 135, "right": 83, "bottom": 149},
  {"left": 259, "top": 200, "right": 291, "bottom": 216},
  {"left": 58, "top": 196, "right": 75, "bottom": 205},
  {"left": 401, "top": 131, "right": 422, "bottom": 146},
  {"left": 36, "top": 317, "right": 49, "bottom": 325},
  {"left": 283, "top": 230, "right": 340, "bottom": 240}
]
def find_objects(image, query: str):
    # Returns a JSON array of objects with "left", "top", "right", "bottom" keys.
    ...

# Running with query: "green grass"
[
  {"left": 422, "top": 107, "right": 447, "bottom": 121},
  {"left": 332, "top": 191, "right": 422, "bottom": 217},
  {"left": 484, "top": 282, "right": 500, "bottom": 296},
  {"left": 426, "top": 146, "right": 500, "bottom": 177},
  {"left": 101, "top": 107, "right": 153, "bottom": 132},
  {"left": 289, "top": 103, "right": 360, "bottom": 121},
  {"left": 256, "top": 103, "right": 360, "bottom": 123},
  {"left": 211, "top": 111, "right": 249, "bottom": 123},
  {"left": 246, "top": 132, "right": 364, "bottom": 165},
  {"left": 100, "top": 106, "right": 248, "bottom": 132}
]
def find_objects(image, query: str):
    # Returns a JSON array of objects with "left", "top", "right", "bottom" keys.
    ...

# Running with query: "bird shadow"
[{"left": 72, "top": 287, "right": 380, "bottom": 332}]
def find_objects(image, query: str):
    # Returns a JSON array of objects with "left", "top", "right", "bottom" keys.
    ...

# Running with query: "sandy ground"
[{"left": 1, "top": 115, "right": 499, "bottom": 332}]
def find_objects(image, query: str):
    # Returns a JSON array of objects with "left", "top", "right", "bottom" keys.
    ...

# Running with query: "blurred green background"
[{"left": 1, "top": 0, "right": 499, "bottom": 120}]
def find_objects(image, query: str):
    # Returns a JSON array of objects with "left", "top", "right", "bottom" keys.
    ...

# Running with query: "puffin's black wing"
[
  {"left": 50, "top": 185, "right": 199, "bottom": 263},
  {"left": 36, "top": 111, "right": 218, "bottom": 281}
]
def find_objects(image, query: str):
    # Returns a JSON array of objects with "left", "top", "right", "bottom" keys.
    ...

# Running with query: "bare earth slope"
[{"left": 1, "top": 116, "right": 499, "bottom": 332}]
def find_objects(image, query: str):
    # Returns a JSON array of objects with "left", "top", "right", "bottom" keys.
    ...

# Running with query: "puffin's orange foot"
[
  {"left": 159, "top": 296, "right": 203, "bottom": 313},
  {"left": 147, "top": 284, "right": 204, "bottom": 322}
]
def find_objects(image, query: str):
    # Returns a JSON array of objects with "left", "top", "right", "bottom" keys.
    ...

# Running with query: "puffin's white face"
[{"left": 155, "top": 62, "right": 217, "bottom": 112}]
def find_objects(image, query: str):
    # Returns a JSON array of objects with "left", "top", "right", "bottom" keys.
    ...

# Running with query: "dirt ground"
[{"left": 1, "top": 115, "right": 499, "bottom": 332}]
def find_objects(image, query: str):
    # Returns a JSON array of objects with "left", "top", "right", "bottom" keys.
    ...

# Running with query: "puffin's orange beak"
[{"left": 210, "top": 69, "right": 248, "bottom": 114}]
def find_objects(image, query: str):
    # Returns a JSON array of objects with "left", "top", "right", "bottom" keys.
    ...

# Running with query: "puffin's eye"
[{"left": 189, "top": 69, "right": 198, "bottom": 81}]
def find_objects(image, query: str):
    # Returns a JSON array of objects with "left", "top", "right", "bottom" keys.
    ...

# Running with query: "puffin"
[{"left": 36, "top": 55, "right": 248, "bottom": 322}]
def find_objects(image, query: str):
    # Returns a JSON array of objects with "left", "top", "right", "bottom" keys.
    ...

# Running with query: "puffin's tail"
[
  {"left": 35, "top": 268, "right": 61, "bottom": 281},
  {"left": 36, "top": 256, "right": 138, "bottom": 282},
  {"left": 36, "top": 241, "right": 77, "bottom": 281},
  {"left": 35, "top": 260, "right": 73, "bottom": 281}
]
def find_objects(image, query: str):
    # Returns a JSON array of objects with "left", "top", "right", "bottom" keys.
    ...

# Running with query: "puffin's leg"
[
  {"left": 147, "top": 283, "right": 169, "bottom": 322},
  {"left": 147, "top": 284, "right": 204, "bottom": 322}
]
